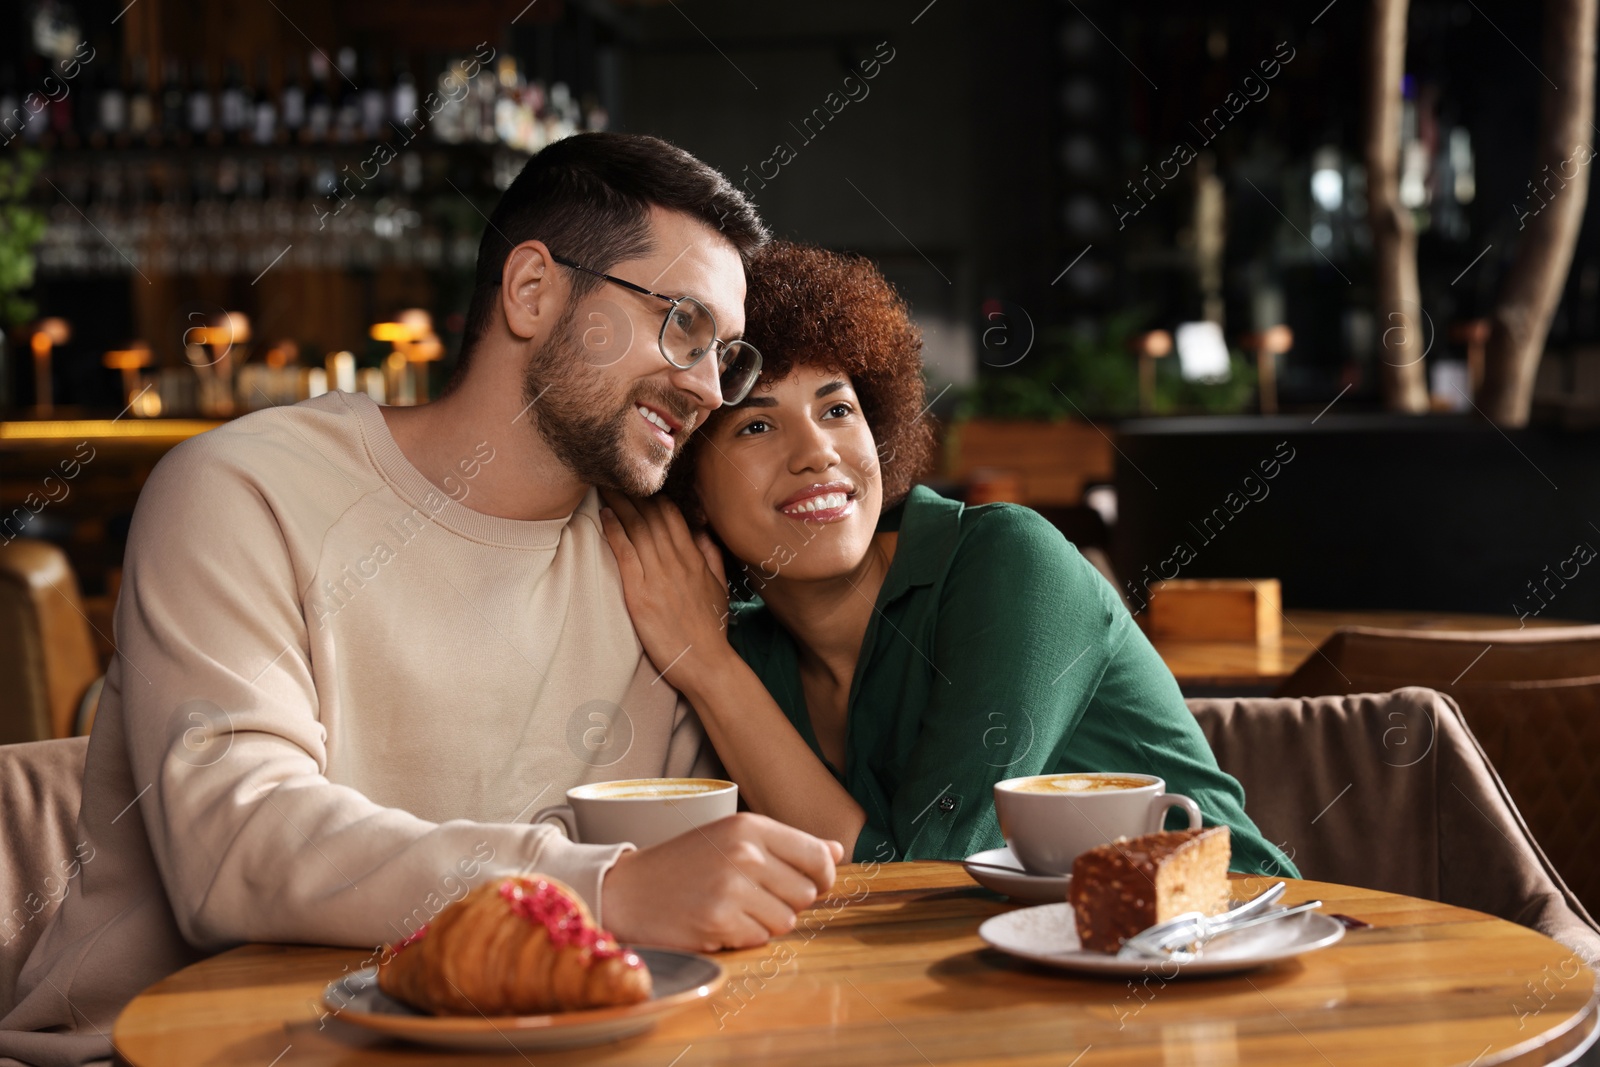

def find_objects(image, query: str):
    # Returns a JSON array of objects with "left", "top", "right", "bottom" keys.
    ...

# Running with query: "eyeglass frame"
[{"left": 549, "top": 253, "right": 762, "bottom": 405}]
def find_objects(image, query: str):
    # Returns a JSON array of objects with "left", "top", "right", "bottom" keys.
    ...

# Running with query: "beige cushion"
[
  {"left": 0, "top": 737, "right": 89, "bottom": 1013},
  {"left": 1275, "top": 626, "right": 1600, "bottom": 918},
  {"left": 1188, "top": 687, "right": 1600, "bottom": 959}
]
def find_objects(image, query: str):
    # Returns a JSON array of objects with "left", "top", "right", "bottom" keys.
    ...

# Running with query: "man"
[{"left": 0, "top": 132, "right": 840, "bottom": 1067}]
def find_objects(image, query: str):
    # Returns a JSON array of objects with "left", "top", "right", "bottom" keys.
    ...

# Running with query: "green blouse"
[{"left": 726, "top": 485, "right": 1296, "bottom": 877}]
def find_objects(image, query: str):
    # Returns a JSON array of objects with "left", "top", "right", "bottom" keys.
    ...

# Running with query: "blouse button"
[{"left": 937, "top": 795, "right": 957, "bottom": 814}]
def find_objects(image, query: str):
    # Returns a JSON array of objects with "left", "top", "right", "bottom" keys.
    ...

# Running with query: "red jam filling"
[
  {"left": 392, "top": 925, "right": 427, "bottom": 953},
  {"left": 498, "top": 880, "right": 636, "bottom": 965}
]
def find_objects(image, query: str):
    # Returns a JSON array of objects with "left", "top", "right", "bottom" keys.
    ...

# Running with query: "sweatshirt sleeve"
[{"left": 119, "top": 438, "right": 631, "bottom": 949}]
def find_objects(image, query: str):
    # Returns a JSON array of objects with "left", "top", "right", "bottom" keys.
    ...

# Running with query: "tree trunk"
[
  {"left": 1479, "top": 0, "right": 1597, "bottom": 427},
  {"left": 1364, "top": 0, "right": 1431, "bottom": 413}
]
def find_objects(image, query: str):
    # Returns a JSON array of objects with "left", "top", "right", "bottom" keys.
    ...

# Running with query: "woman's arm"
[
  {"left": 666, "top": 647, "right": 868, "bottom": 856},
  {"left": 599, "top": 492, "right": 867, "bottom": 854}
]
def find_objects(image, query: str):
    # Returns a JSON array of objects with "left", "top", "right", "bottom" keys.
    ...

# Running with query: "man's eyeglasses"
[{"left": 550, "top": 254, "right": 762, "bottom": 405}]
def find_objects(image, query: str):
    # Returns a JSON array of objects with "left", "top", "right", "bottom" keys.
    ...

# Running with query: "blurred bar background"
[{"left": 4, "top": 0, "right": 1600, "bottom": 625}]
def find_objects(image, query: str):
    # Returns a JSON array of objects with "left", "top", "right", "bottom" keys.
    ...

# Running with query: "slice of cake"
[{"left": 1068, "top": 826, "right": 1231, "bottom": 953}]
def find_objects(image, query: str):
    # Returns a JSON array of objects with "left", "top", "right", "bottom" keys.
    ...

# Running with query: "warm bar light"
[
  {"left": 372, "top": 312, "right": 443, "bottom": 403},
  {"left": 1241, "top": 325, "right": 1293, "bottom": 416},
  {"left": 370, "top": 322, "right": 415, "bottom": 343},
  {"left": 104, "top": 345, "right": 154, "bottom": 405},
  {"left": 30, "top": 317, "right": 71, "bottom": 412},
  {"left": 1130, "top": 330, "right": 1173, "bottom": 416},
  {"left": 0, "top": 419, "right": 222, "bottom": 441}
]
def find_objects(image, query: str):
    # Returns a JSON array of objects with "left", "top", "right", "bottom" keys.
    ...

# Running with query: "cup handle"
[
  {"left": 531, "top": 804, "right": 578, "bottom": 841},
  {"left": 1146, "top": 792, "right": 1203, "bottom": 833}
]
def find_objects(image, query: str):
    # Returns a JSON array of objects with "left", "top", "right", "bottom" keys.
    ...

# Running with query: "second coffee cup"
[
  {"left": 994, "top": 771, "right": 1203, "bottom": 875},
  {"left": 532, "top": 777, "right": 738, "bottom": 849}
]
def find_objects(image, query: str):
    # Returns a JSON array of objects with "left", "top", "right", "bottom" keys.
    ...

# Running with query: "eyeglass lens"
[{"left": 659, "top": 297, "right": 760, "bottom": 403}]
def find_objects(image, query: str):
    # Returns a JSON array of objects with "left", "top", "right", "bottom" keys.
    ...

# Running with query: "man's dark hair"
[{"left": 451, "top": 132, "right": 769, "bottom": 382}]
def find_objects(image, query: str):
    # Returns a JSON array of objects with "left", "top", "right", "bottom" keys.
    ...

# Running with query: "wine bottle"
[
  {"left": 333, "top": 46, "right": 359, "bottom": 142},
  {"left": 49, "top": 57, "right": 78, "bottom": 147},
  {"left": 280, "top": 52, "right": 305, "bottom": 142},
  {"left": 305, "top": 49, "right": 332, "bottom": 143},
  {"left": 128, "top": 55, "right": 155, "bottom": 143},
  {"left": 476, "top": 59, "right": 496, "bottom": 144},
  {"left": 21, "top": 58, "right": 52, "bottom": 145},
  {"left": 160, "top": 58, "right": 185, "bottom": 143},
  {"left": 186, "top": 59, "right": 215, "bottom": 143},
  {"left": 251, "top": 56, "right": 276, "bottom": 145},
  {"left": 551, "top": 82, "right": 577, "bottom": 142},
  {"left": 429, "top": 57, "right": 463, "bottom": 144},
  {"left": 493, "top": 55, "right": 518, "bottom": 148},
  {"left": 95, "top": 53, "right": 128, "bottom": 147},
  {"left": 0, "top": 63, "right": 20, "bottom": 148},
  {"left": 219, "top": 58, "right": 250, "bottom": 143},
  {"left": 390, "top": 51, "right": 418, "bottom": 136},
  {"left": 359, "top": 47, "right": 386, "bottom": 140},
  {"left": 526, "top": 79, "right": 548, "bottom": 152}
]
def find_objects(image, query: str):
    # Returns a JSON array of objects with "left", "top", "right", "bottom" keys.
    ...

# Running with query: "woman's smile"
[{"left": 776, "top": 481, "right": 858, "bottom": 522}]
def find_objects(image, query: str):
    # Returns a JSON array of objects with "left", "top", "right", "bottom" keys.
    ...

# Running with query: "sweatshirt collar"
[{"left": 343, "top": 390, "right": 576, "bottom": 549}]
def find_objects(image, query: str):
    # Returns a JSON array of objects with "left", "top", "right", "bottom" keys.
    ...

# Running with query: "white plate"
[
  {"left": 978, "top": 901, "right": 1346, "bottom": 977},
  {"left": 963, "top": 846, "right": 1072, "bottom": 904},
  {"left": 323, "top": 947, "right": 721, "bottom": 1051}
]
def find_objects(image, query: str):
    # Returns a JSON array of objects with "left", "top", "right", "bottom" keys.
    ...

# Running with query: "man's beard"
[{"left": 520, "top": 307, "right": 698, "bottom": 496}]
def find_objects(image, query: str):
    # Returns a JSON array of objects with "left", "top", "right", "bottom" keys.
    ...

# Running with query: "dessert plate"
[
  {"left": 963, "top": 846, "right": 1071, "bottom": 904},
  {"left": 323, "top": 947, "right": 722, "bottom": 1051},
  {"left": 978, "top": 902, "right": 1345, "bottom": 977}
]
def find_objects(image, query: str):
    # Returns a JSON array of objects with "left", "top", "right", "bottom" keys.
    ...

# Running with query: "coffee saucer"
[{"left": 963, "top": 847, "right": 1071, "bottom": 905}]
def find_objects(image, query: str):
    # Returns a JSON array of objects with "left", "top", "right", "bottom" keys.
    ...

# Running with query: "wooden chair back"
[
  {"left": 1275, "top": 626, "right": 1600, "bottom": 917},
  {"left": 0, "top": 540, "right": 102, "bottom": 743},
  {"left": 1189, "top": 687, "right": 1600, "bottom": 958}
]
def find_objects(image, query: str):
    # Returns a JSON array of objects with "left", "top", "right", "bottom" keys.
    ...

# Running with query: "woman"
[{"left": 599, "top": 241, "right": 1294, "bottom": 876}]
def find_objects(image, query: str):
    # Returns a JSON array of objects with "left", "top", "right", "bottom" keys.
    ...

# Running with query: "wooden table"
[
  {"left": 1152, "top": 609, "right": 1580, "bottom": 691},
  {"left": 114, "top": 862, "right": 1598, "bottom": 1066}
]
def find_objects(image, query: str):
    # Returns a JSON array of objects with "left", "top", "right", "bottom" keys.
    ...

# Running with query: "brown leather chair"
[
  {"left": 1274, "top": 626, "right": 1600, "bottom": 918},
  {"left": 1188, "top": 687, "right": 1600, "bottom": 960},
  {"left": 0, "top": 540, "right": 102, "bottom": 744},
  {"left": 0, "top": 735, "right": 90, "bottom": 1013}
]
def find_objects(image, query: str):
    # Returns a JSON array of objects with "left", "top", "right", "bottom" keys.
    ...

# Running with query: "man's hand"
[{"left": 601, "top": 813, "right": 844, "bottom": 951}]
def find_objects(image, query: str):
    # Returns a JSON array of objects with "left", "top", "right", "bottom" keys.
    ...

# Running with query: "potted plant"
[
  {"left": 947, "top": 313, "right": 1258, "bottom": 503},
  {"left": 0, "top": 150, "right": 48, "bottom": 410}
]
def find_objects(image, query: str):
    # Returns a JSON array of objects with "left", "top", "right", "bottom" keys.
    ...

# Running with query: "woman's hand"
[
  {"left": 601, "top": 490, "right": 869, "bottom": 855},
  {"left": 598, "top": 490, "right": 735, "bottom": 690}
]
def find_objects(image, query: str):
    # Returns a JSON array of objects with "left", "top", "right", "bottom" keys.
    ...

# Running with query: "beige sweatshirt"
[{"left": 0, "top": 391, "right": 710, "bottom": 1067}]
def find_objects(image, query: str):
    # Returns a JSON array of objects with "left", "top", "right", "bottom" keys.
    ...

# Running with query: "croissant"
[{"left": 376, "top": 875, "right": 652, "bottom": 1015}]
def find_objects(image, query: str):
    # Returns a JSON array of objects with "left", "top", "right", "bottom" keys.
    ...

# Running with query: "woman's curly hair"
[{"left": 664, "top": 240, "right": 935, "bottom": 526}]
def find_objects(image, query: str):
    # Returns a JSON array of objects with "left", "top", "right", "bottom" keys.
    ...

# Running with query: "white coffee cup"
[
  {"left": 993, "top": 772, "right": 1203, "bottom": 875},
  {"left": 532, "top": 777, "right": 738, "bottom": 849}
]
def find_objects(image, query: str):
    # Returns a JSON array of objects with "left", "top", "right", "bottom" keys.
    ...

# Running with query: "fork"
[{"left": 1115, "top": 881, "right": 1319, "bottom": 963}]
